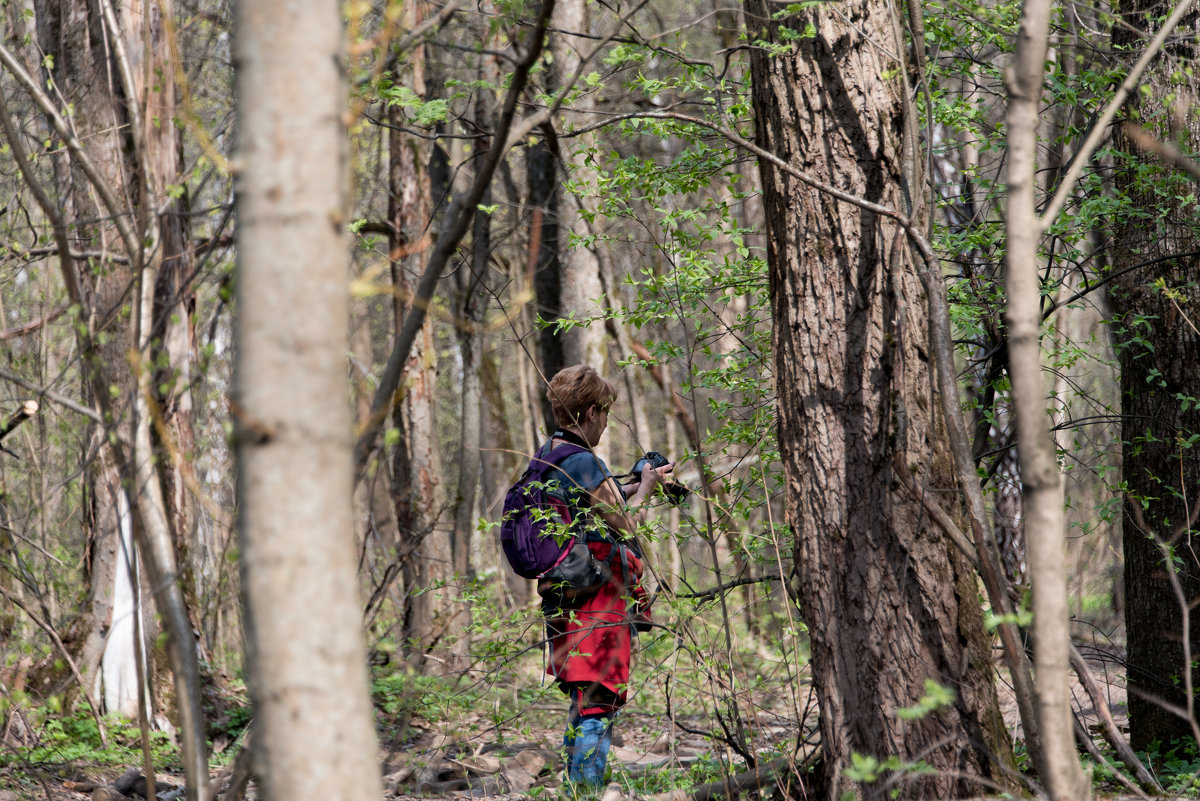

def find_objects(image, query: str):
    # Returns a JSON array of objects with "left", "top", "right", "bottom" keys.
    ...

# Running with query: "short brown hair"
[{"left": 547, "top": 365, "right": 617, "bottom": 427}]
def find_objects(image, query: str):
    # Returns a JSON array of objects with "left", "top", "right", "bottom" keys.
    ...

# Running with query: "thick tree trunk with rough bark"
[
  {"left": 386, "top": 15, "right": 449, "bottom": 663},
  {"left": 1114, "top": 259, "right": 1200, "bottom": 749},
  {"left": 1110, "top": 0, "right": 1200, "bottom": 751},
  {"left": 14, "top": 1, "right": 210, "bottom": 792},
  {"left": 33, "top": 0, "right": 147, "bottom": 716},
  {"left": 233, "top": 0, "right": 382, "bottom": 797},
  {"left": 28, "top": 0, "right": 205, "bottom": 757},
  {"left": 745, "top": 1, "right": 1012, "bottom": 797}
]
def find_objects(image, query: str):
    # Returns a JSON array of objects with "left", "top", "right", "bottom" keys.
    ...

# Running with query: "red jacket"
[{"left": 546, "top": 541, "right": 648, "bottom": 708}]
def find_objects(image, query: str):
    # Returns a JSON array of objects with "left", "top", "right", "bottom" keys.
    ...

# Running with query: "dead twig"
[
  {"left": 1072, "top": 710, "right": 1149, "bottom": 798},
  {"left": 1123, "top": 124, "right": 1200, "bottom": 182}
]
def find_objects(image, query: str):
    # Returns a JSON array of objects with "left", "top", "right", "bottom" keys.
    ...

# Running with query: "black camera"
[{"left": 630, "top": 451, "right": 689, "bottom": 506}]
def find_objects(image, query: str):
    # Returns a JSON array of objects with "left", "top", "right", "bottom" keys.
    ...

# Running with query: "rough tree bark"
[
  {"left": 28, "top": 0, "right": 147, "bottom": 716},
  {"left": 234, "top": 0, "right": 383, "bottom": 798},
  {"left": 8, "top": 1, "right": 209, "bottom": 792},
  {"left": 1111, "top": 0, "right": 1200, "bottom": 751},
  {"left": 386, "top": 10, "right": 449, "bottom": 661},
  {"left": 745, "top": 0, "right": 1012, "bottom": 797}
]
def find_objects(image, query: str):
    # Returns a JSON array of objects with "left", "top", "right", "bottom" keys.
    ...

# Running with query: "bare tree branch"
[
  {"left": 1069, "top": 643, "right": 1161, "bottom": 794},
  {"left": 0, "top": 400, "right": 39, "bottom": 443},
  {"left": 1123, "top": 122, "right": 1200, "bottom": 183},
  {"left": 0, "top": 369, "right": 104, "bottom": 423},
  {"left": 499, "top": 0, "right": 652, "bottom": 154}
]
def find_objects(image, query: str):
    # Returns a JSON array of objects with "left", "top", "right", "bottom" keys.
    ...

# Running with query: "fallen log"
[
  {"left": 81, "top": 768, "right": 181, "bottom": 801},
  {"left": 1069, "top": 643, "right": 1160, "bottom": 795}
]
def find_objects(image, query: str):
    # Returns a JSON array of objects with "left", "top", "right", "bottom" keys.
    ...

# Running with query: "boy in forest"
[{"left": 532, "top": 365, "right": 673, "bottom": 788}]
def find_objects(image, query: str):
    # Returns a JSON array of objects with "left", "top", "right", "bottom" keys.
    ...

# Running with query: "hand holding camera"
[{"left": 624, "top": 451, "right": 689, "bottom": 506}]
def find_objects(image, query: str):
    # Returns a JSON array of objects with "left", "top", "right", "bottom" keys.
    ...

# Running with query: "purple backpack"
[{"left": 500, "top": 443, "right": 587, "bottom": 579}]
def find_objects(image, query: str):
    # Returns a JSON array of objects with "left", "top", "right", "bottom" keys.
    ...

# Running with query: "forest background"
[{"left": 1, "top": 0, "right": 1200, "bottom": 798}]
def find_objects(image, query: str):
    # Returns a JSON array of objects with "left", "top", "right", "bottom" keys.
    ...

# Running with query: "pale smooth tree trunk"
[
  {"left": 98, "top": 465, "right": 143, "bottom": 715},
  {"left": 233, "top": 0, "right": 382, "bottom": 798},
  {"left": 1005, "top": 0, "right": 1088, "bottom": 796},
  {"left": 745, "top": 0, "right": 1013, "bottom": 797},
  {"left": 551, "top": 0, "right": 605, "bottom": 370}
]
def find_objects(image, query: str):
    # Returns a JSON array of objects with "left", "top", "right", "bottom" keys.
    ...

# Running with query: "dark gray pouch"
[{"left": 537, "top": 543, "right": 611, "bottom": 609}]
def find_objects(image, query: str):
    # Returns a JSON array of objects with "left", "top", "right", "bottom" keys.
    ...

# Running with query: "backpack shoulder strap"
[{"left": 526, "top": 442, "right": 589, "bottom": 478}]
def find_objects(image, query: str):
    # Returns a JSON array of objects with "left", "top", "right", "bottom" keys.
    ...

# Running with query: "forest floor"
[
  {"left": 0, "top": 641, "right": 1148, "bottom": 801},
  {"left": 1, "top": 705, "right": 734, "bottom": 801}
]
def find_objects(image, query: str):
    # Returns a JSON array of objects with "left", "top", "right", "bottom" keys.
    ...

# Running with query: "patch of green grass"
[
  {"left": 610, "top": 752, "right": 730, "bottom": 795},
  {"left": 372, "top": 669, "right": 474, "bottom": 723},
  {"left": 0, "top": 710, "right": 181, "bottom": 772}
]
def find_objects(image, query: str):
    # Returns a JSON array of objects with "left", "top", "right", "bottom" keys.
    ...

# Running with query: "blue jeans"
[{"left": 564, "top": 709, "right": 615, "bottom": 786}]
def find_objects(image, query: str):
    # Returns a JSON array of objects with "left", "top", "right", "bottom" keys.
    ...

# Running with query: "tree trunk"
[
  {"left": 1114, "top": 260, "right": 1200, "bottom": 749},
  {"left": 387, "top": 17, "right": 448, "bottom": 662},
  {"left": 1111, "top": 0, "right": 1200, "bottom": 741},
  {"left": 551, "top": 0, "right": 605, "bottom": 371},
  {"left": 1005, "top": 0, "right": 1088, "bottom": 792},
  {"left": 233, "top": 0, "right": 382, "bottom": 797},
  {"left": 528, "top": 137, "right": 564, "bottom": 431},
  {"left": 482, "top": 351, "right": 530, "bottom": 608},
  {"left": 13, "top": 1, "right": 210, "bottom": 791},
  {"left": 745, "top": 1, "right": 1012, "bottom": 797},
  {"left": 31, "top": 0, "right": 148, "bottom": 716}
]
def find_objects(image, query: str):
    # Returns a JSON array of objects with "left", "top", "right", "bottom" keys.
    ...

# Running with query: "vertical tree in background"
[
  {"left": 450, "top": 86, "right": 496, "bottom": 598},
  {"left": 1005, "top": 0, "right": 1088, "bottom": 791},
  {"left": 234, "top": 0, "right": 382, "bottom": 796},
  {"left": 1111, "top": 0, "right": 1200, "bottom": 749},
  {"left": 6, "top": 2, "right": 209, "bottom": 786},
  {"left": 525, "top": 0, "right": 608, "bottom": 426},
  {"left": 28, "top": 0, "right": 149, "bottom": 716},
  {"left": 745, "top": 0, "right": 1012, "bottom": 795},
  {"left": 529, "top": 134, "right": 564, "bottom": 430},
  {"left": 552, "top": 0, "right": 606, "bottom": 372},
  {"left": 386, "top": 0, "right": 449, "bottom": 660}
]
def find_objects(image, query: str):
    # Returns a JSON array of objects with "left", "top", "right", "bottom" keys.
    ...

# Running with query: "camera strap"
[{"left": 551, "top": 428, "right": 592, "bottom": 451}]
